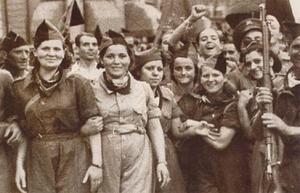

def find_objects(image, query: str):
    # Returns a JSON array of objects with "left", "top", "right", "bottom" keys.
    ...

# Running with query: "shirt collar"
[
  {"left": 171, "top": 82, "right": 201, "bottom": 102},
  {"left": 99, "top": 72, "right": 137, "bottom": 94},
  {"left": 23, "top": 68, "right": 66, "bottom": 92},
  {"left": 159, "top": 86, "right": 172, "bottom": 101}
]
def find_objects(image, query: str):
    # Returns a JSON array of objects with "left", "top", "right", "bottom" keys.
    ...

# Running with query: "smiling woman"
[
  {"left": 35, "top": 40, "right": 65, "bottom": 71},
  {"left": 182, "top": 54, "right": 251, "bottom": 193},
  {"left": 94, "top": 30, "right": 170, "bottom": 193},
  {"left": 13, "top": 20, "right": 103, "bottom": 193}
]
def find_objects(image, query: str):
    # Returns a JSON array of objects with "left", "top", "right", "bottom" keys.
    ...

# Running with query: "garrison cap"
[
  {"left": 1, "top": 31, "right": 28, "bottom": 52},
  {"left": 172, "top": 43, "right": 198, "bottom": 65},
  {"left": 135, "top": 47, "right": 162, "bottom": 68},
  {"left": 225, "top": 2, "right": 260, "bottom": 29},
  {"left": 202, "top": 53, "right": 227, "bottom": 74},
  {"left": 131, "top": 48, "right": 162, "bottom": 77},
  {"left": 94, "top": 25, "right": 103, "bottom": 46},
  {"left": 99, "top": 30, "right": 132, "bottom": 57},
  {"left": 283, "top": 21, "right": 300, "bottom": 45},
  {"left": 34, "top": 20, "right": 64, "bottom": 48},
  {"left": 233, "top": 18, "right": 262, "bottom": 52}
]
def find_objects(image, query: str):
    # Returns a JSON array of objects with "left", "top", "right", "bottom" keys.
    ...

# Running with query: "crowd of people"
[{"left": 0, "top": 2, "right": 300, "bottom": 193}]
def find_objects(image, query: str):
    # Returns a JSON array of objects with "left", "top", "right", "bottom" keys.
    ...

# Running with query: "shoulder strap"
[{"left": 24, "top": 93, "right": 40, "bottom": 115}]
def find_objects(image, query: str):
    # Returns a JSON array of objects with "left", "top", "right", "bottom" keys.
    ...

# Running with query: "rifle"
[{"left": 259, "top": 4, "right": 284, "bottom": 193}]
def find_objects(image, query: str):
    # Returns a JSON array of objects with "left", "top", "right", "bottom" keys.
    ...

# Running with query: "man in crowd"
[
  {"left": 222, "top": 39, "right": 240, "bottom": 73},
  {"left": 71, "top": 32, "right": 103, "bottom": 81},
  {"left": 1, "top": 31, "right": 30, "bottom": 81},
  {"left": 251, "top": 21, "right": 300, "bottom": 193}
]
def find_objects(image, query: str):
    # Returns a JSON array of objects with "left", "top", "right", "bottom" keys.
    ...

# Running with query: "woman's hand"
[
  {"left": 15, "top": 166, "right": 27, "bottom": 193},
  {"left": 157, "top": 163, "right": 170, "bottom": 189},
  {"left": 188, "top": 5, "right": 207, "bottom": 23},
  {"left": 82, "top": 165, "right": 103, "bottom": 193},
  {"left": 81, "top": 116, "right": 103, "bottom": 136},
  {"left": 4, "top": 122, "right": 23, "bottom": 145}
]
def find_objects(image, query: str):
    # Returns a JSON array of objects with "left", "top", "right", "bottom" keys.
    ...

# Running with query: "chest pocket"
[
  {"left": 132, "top": 106, "right": 147, "bottom": 126},
  {"left": 40, "top": 106, "right": 79, "bottom": 132}
]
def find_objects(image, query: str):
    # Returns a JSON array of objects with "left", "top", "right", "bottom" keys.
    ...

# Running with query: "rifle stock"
[{"left": 259, "top": 4, "right": 283, "bottom": 193}]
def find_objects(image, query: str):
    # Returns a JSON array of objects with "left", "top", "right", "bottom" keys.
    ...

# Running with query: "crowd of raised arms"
[{"left": 0, "top": 2, "right": 300, "bottom": 193}]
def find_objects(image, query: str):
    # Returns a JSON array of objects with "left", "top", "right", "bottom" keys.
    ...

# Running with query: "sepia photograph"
[{"left": 0, "top": 0, "right": 300, "bottom": 192}]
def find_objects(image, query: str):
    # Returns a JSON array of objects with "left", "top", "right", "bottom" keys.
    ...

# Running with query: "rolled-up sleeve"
[
  {"left": 220, "top": 102, "right": 241, "bottom": 130},
  {"left": 75, "top": 76, "right": 100, "bottom": 122},
  {"left": 142, "top": 82, "right": 161, "bottom": 119}
]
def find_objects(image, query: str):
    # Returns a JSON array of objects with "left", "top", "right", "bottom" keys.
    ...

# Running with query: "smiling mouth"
[{"left": 206, "top": 44, "right": 215, "bottom": 50}]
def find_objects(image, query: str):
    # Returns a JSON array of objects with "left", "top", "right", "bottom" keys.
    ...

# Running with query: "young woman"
[
  {"left": 168, "top": 43, "right": 202, "bottom": 192},
  {"left": 13, "top": 20, "right": 103, "bottom": 193},
  {"left": 94, "top": 30, "right": 169, "bottom": 193},
  {"left": 132, "top": 48, "right": 211, "bottom": 193},
  {"left": 183, "top": 54, "right": 251, "bottom": 193}
]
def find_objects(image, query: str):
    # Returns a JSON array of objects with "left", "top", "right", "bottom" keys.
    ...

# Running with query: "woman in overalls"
[
  {"left": 14, "top": 20, "right": 103, "bottom": 193},
  {"left": 94, "top": 30, "right": 170, "bottom": 193}
]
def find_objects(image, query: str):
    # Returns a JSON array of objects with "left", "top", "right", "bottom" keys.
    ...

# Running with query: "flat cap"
[{"left": 1, "top": 31, "right": 28, "bottom": 52}]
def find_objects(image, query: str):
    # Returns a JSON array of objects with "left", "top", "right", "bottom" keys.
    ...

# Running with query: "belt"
[
  {"left": 102, "top": 124, "right": 146, "bottom": 135},
  {"left": 33, "top": 132, "right": 80, "bottom": 141}
]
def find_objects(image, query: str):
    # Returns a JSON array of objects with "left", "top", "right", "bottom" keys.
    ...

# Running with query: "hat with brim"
[
  {"left": 233, "top": 18, "right": 262, "bottom": 52},
  {"left": 225, "top": 2, "right": 260, "bottom": 29}
]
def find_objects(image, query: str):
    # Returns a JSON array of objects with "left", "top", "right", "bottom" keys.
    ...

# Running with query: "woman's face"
[
  {"left": 200, "top": 66, "right": 225, "bottom": 94},
  {"left": 173, "top": 57, "right": 195, "bottom": 85},
  {"left": 102, "top": 44, "right": 131, "bottom": 79},
  {"left": 140, "top": 60, "right": 164, "bottom": 89},
  {"left": 35, "top": 40, "right": 65, "bottom": 70},
  {"left": 198, "top": 28, "right": 222, "bottom": 59}
]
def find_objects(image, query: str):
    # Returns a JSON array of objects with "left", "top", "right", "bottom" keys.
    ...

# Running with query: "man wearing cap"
[
  {"left": 1, "top": 31, "right": 30, "bottom": 81},
  {"left": 256, "top": 21, "right": 300, "bottom": 193},
  {"left": 226, "top": 18, "right": 265, "bottom": 91},
  {"left": 71, "top": 32, "right": 103, "bottom": 82}
]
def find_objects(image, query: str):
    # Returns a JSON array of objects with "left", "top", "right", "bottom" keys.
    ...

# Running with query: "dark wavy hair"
[
  {"left": 99, "top": 45, "right": 135, "bottom": 71},
  {"left": 169, "top": 56, "right": 199, "bottom": 85},
  {"left": 241, "top": 42, "right": 282, "bottom": 73}
]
